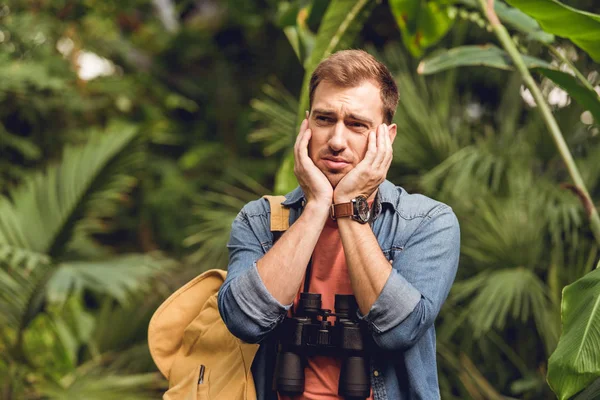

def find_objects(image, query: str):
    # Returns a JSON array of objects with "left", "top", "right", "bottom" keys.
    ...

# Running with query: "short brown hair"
[{"left": 309, "top": 49, "right": 399, "bottom": 124}]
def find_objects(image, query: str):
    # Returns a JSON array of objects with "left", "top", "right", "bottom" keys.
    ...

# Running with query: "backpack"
[{"left": 148, "top": 195, "right": 290, "bottom": 400}]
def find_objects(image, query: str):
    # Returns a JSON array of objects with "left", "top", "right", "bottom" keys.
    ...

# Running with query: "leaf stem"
[
  {"left": 546, "top": 44, "right": 597, "bottom": 93},
  {"left": 478, "top": 0, "right": 600, "bottom": 252}
]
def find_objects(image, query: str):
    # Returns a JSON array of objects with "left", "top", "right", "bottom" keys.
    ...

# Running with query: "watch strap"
[{"left": 330, "top": 202, "right": 354, "bottom": 219}]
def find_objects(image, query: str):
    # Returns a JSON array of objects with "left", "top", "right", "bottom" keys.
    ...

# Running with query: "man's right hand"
[{"left": 294, "top": 118, "right": 333, "bottom": 211}]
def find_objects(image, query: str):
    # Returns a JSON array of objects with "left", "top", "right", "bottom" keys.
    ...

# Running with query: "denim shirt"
[{"left": 218, "top": 180, "right": 460, "bottom": 400}]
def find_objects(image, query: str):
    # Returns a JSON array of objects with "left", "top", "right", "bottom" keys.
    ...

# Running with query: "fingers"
[
  {"left": 295, "top": 127, "right": 311, "bottom": 165},
  {"left": 365, "top": 130, "right": 377, "bottom": 161},
  {"left": 294, "top": 118, "right": 309, "bottom": 149},
  {"left": 383, "top": 123, "right": 393, "bottom": 169},
  {"left": 299, "top": 128, "right": 311, "bottom": 159}
]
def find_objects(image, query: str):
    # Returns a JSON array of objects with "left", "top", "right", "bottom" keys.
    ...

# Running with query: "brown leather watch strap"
[{"left": 330, "top": 202, "right": 354, "bottom": 219}]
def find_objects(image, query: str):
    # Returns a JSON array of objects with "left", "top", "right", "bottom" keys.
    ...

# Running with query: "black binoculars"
[{"left": 274, "top": 292, "right": 371, "bottom": 399}]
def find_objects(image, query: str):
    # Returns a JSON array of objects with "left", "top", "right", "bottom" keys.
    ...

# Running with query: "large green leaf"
[
  {"left": 504, "top": 0, "right": 600, "bottom": 62},
  {"left": 418, "top": 45, "right": 600, "bottom": 124},
  {"left": 277, "top": 2, "right": 316, "bottom": 64},
  {"left": 417, "top": 45, "right": 553, "bottom": 73},
  {"left": 547, "top": 268, "right": 600, "bottom": 400},
  {"left": 0, "top": 124, "right": 142, "bottom": 259},
  {"left": 389, "top": 0, "right": 455, "bottom": 58},
  {"left": 455, "top": 0, "right": 554, "bottom": 43}
]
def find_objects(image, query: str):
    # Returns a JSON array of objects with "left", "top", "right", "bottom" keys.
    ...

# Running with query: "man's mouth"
[{"left": 322, "top": 157, "right": 350, "bottom": 170}]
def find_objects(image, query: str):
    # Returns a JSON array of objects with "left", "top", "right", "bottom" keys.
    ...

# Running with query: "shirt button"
[{"left": 373, "top": 370, "right": 380, "bottom": 377}]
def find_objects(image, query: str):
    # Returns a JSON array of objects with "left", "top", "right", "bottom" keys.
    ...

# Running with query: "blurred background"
[{"left": 1, "top": 0, "right": 600, "bottom": 399}]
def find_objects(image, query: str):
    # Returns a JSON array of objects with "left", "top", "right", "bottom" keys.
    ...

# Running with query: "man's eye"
[
  {"left": 316, "top": 116, "right": 332, "bottom": 123},
  {"left": 349, "top": 122, "right": 367, "bottom": 128}
]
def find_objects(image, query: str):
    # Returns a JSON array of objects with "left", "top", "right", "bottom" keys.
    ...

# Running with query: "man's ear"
[{"left": 388, "top": 123, "right": 397, "bottom": 144}]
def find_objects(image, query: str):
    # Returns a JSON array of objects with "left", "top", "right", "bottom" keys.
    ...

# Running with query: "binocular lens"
[
  {"left": 335, "top": 294, "right": 358, "bottom": 318},
  {"left": 339, "top": 356, "right": 370, "bottom": 398},
  {"left": 299, "top": 293, "right": 321, "bottom": 314},
  {"left": 276, "top": 352, "right": 304, "bottom": 395}
]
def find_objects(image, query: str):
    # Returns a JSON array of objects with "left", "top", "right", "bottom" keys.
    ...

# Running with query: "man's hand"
[
  {"left": 294, "top": 118, "right": 333, "bottom": 209},
  {"left": 334, "top": 123, "right": 393, "bottom": 203}
]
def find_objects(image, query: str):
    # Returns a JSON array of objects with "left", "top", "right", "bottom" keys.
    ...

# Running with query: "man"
[{"left": 219, "top": 49, "right": 460, "bottom": 400}]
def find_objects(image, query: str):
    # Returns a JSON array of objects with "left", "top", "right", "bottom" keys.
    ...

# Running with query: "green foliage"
[
  {"left": 418, "top": 45, "right": 600, "bottom": 123},
  {"left": 455, "top": 0, "right": 554, "bottom": 43},
  {"left": 0, "top": 127, "right": 167, "bottom": 398},
  {"left": 389, "top": 0, "right": 455, "bottom": 58},
  {"left": 418, "top": 44, "right": 553, "bottom": 73},
  {"left": 0, "top": 125, "right": 142, "bottom": 257},
  {"left": 369, "top": 36, "right": 600, "bottom": 397},
  {"left": 537, "top": 68, "right": 600, "bottom": 124},
  {"left": 248, "top": 80, "right": 299, "bottom": 156},
  {"left": 2, "top": 0, "right": 600, "bottom": 398},
  {"left": 185, "top": 172, "right": 270, "bottom": 267},
  {"left": 547, "top": 268, "right": 600, "bottom": 400},
  {"left": 504, "top": 0, "right": 600, "bottom": 62}
]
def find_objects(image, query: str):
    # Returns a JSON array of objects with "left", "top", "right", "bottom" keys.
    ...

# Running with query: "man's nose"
[{"left": 327, "top": 121, "right": 347, "bottom": 152}]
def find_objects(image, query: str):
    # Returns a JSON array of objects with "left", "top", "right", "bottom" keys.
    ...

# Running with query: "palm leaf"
[
  {"left": 36, "top": 369, "right": 160, "bottom": 400},
  {"left": 0, "top": 256, "right": 51, "bottom": 336},
  {"left": 0, "top": 124, "right": 143, "bottom": 259},
  {"left": 185, "top": 171, "right": 269, "bottom": 267},
  {"left": 452, "top": 267, "right": 559, "bottom": 355},
  {"left": 248, "top": 79, "right": 298, "bottom": 156},
  {"left": 46, "top": 254, "right": 170, "bottom": 306},
  {"left": 459, "top": 193, "right": 546, "bottom": 270},
  {"left": 0, "top": 244, "right": 50, "bottom": 272}
]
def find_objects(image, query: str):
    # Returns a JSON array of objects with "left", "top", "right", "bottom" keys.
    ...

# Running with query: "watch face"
[{"left": 354, "top": 196, "right": 370, "bottom": 223}]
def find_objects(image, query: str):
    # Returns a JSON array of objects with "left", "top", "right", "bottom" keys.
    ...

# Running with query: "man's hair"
[{"left": 309, "top": 49, "right": 399, "bottom": 124}]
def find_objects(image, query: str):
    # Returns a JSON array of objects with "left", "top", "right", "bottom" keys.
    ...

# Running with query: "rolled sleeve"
[
  {"left": 218, "top": 205, "right": 290, "bottom": 343},
  {"left": 357, "top": 268, "right": 421, "bottom": 333},
  {"left": 230, "top": 261, "right": 292, "bottom": 324},
  {"left": 360, "top": 207, "right": 460, "bottom": 351}
]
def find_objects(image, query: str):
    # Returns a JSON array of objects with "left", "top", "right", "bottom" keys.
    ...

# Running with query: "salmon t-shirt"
[{"left": 278, "top": 216, "right": 375, "bottom": 400}]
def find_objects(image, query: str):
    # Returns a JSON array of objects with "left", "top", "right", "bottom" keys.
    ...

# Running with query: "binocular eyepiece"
[{"left": 275, "top": 293, "right": 371, "bottom": 399}]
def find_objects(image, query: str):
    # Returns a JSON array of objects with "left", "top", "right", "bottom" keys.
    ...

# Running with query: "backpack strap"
[{"left": 263, "top": 195, "right": 289, "bottom": 232}]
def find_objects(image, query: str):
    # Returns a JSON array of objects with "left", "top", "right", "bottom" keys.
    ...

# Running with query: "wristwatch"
[{"left": 330, "top": 195, "right": 370, "bottom": 224}]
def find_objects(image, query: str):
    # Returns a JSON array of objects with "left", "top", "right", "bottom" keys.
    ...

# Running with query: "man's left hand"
[{"left": 333, "top": 123, "right": 393, "bottom": 203}]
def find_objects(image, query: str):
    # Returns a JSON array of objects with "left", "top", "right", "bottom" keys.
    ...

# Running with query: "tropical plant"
[
  {"left": 0, "top": 126, "right": 170, "bottom": 399},
  {"left": 396, "top": 0, "right": 600, "bottom": 398}
]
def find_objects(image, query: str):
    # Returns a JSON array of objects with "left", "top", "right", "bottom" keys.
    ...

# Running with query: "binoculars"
[{"left": 275, "top": 292, "right": 371, "bottom": 399}]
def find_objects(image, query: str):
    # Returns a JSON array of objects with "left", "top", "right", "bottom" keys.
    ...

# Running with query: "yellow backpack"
[{"left": 148, "top": 195, "right": 289, "bottom": 400}]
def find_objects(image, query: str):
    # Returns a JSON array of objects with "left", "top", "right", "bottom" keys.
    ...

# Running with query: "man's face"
[{"left": 308, "top": 79, "right": 395, "bottom": 188}]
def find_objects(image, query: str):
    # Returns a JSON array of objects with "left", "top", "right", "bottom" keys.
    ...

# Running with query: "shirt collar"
[{"left": 376, "top": 179, "right": 401, "bottom": 207}]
